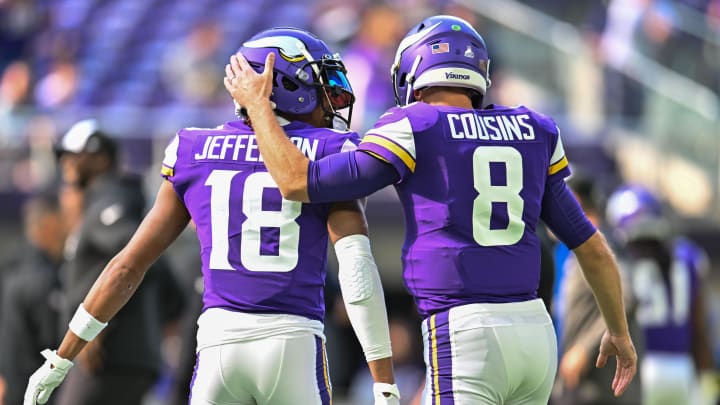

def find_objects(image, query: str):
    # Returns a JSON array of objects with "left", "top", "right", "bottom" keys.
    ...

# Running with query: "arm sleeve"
[
  {"left": 540, "top": 177, "right": 597, "bottom": 249},
  {"left": 307, "top": 151, "right": 399, "bottom": 203},
  {"left": 334, "top": 235, "right": 392, "bottom": 362}
]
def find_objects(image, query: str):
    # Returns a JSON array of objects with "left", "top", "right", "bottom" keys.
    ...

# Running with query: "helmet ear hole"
[{"left": 281, "top": 76, "right": 299, "bottom": 91}]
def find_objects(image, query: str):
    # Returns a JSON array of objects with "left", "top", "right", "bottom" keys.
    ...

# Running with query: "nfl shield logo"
[{"left": 431, "top": 43, "right": 449, "bottom": 54}]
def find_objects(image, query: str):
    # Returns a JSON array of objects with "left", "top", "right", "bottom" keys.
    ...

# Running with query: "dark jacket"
[
  {"left": 0, "top": 246, "right": 63, "bottom": 405},
  {"left": 61, "top": 172, "right": 184, "bottom": 373}
]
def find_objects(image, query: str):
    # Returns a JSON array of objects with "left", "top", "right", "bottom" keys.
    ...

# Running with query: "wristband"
[
  {"left": 373, "top": 382, "right": 400, "bottom": 399},
  {"left": 68, "top": 304, "right": 108, "bottom": 342}
]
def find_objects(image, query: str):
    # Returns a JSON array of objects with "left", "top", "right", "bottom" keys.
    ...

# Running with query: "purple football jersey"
[
  {"left": 358, "top": 103, "right": 573, "bottom": 317},
  {"left": 162, "top": 120, "right": 360, "bottom": 321},
  {"left": 635, "top": 238, "right": 703, "bottom": 353}
]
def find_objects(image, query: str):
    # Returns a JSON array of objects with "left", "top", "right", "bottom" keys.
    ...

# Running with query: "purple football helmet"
[
  {"left": 606, "top": 185, "right": 670, "bottom": 242},
  {"left": 391, "top": 15, "right": 491, "bottom": 107},
  {"left": 240, "top": 27, "right": 354, "bottom": 127}
]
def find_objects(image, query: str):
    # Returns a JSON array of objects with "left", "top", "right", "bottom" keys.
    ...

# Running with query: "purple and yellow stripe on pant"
[
  {"left": 315, "top": 336, "right": 332, "bottom": 405},
  {"left": 427, "top": 311, "right": 455, "bottom": 405}
]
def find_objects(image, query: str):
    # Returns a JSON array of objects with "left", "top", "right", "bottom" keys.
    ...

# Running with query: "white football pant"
[
  {"left": 421, "top": 299, "right": 557, "bottom": 405},
  {"left": 189, "top": 309, "right": 330, "bottom": 405}
]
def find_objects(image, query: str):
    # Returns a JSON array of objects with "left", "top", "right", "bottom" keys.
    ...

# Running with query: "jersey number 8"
[{"left": 472, "top": 146, "right": 525, "bottom": 246}]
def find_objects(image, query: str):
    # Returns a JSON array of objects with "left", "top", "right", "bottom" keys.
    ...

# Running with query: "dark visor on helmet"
[{"left": 321, "top": 68, "right": 354, "bottom": 109}]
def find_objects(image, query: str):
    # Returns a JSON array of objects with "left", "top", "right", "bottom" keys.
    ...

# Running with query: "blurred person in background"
[
  {"left": 0, "top": 192, "right": 66, "bottom": 405},
  {"left": 38, "top": 119, "right": 184, "bottom": 405},
  {"left": 552, "top": 176, "right": 642, "bottom": 405},
  {"left": 227, "top": 14, "right": 637, "bottom": 404},
  {"left": 606, "top": 185, "right": 719, "bottom": 405},
  {"left": 32, "top": 58, "right": 78, "bottom": 110},
  {"left": 596, "top": 0, "right": 653, "bottom": 125},
  {"left": 0, "top": 0, "right": 44, "bottom": 71},
  {"left": 0, "top": 61, "right": 32, "bottom": 141},
  {"left": 24, "top": 28, "right": 399, "bottom": 405},
  {"left": 341, "top": 3, "right": 406, "bottom": 133},
  {"left": 160, "top": 20, "right": 225, "bottom": 106}
]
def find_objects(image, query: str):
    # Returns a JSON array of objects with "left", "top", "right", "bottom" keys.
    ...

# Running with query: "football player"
[
  {"left": 607, "top": 185, "right": 717, "bottom": 405},
  {"left": 24, "top": 28, "right": 399, "bottom": 405},
  {"left": 225, "top": 15, "right": 637, "bottom": 404}
]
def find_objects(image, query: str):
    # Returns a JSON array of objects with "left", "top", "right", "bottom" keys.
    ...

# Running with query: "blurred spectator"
[
  {"left": 53, "top": 119, "right": 183, "bottom": 405},
  {"left": 160, "top": 21, "right": 225, "bottom": 106},
  {"left": 341, "top": 4, "right": 406, "bottom": 132},
  {"left": 0, "top": 60, "right": 32, "bottom": 142},
  {"left": 165, "top": 229, "right": 204, "bottom": 405},
  {"left": 597, "top": 0, "right": 652, "bottom": 124},
  {"left": 0, "top": 0, "right": 44, "bottom": 70},
  {"left": 0, "top": 60, "right": 31, "bottom": 109},
  {"left": 552, "top": 176, "right": 642, "bottom": 405},
  {"left": 606, "top": 185, "right": 718, "bottom": 405},
  {"left": 33, "top": 59, "right": 78, "bottom": 109},
  {"left": 0, "top": 191, "right": 66, "bottom": 405}
]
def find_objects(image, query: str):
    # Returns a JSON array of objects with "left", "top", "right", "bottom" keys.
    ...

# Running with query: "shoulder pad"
[{"left": 399, "top": 102, "right": 440, "bottom": 132}]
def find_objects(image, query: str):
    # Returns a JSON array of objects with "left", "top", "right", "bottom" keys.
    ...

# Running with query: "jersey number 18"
[{"left": 205, "top": 170, "right": 301, "bottom": 272}]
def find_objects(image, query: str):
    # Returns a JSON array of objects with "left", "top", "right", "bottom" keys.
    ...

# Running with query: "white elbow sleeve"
[{"left": 335, "top": 234, "right": 392, "bottom": 362}]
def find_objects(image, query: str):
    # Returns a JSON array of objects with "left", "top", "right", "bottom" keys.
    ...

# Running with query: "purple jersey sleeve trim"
[
  {"left": 541, "top": 177, "right": 596, "bottom": 249},
  {"left": 307, "top": 150, "right": 399, "bottom": 203}
]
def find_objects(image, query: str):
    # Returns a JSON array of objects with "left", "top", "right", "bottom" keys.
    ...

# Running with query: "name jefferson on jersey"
[{"left": 191, "top": 133, "right": 320, "bottom": 162}]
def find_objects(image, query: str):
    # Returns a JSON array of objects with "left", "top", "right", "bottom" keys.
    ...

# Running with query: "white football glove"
[
  {"left": 373, "top": 382, "right": 400, "bottom": 405},
  {"left": 24, "top": 349, "right": 73, "bottom": 405}
]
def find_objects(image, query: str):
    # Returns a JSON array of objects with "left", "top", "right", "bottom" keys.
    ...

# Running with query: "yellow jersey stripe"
[
  {"left": 161, "top": 165, "right": 174, "bottom": 177},
  {"left": 430, "top": 314, "right": 440, "bottom": 405},
  {"left": 321, "top": 341, "right": 332, "bottom": 404},
  {"left": 548, "top": 156, "right": 568, "bottom": 175},
  {"left": 362, "top": 135, "right": 416, "bottom": 172}
]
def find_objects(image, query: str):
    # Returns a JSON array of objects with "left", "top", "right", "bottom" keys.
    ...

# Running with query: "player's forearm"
[
  {"left": 368, "top": 357, "right": 395, "bottom": 384},
  {"left": 573, "top": 232, "right": 630, "bottom": 336},
  {"left": 83, "top": 252, "right": 146, "bottom": 322},
  {"left": 57, "top": 252, "right": 146, "bottom": 360},
  {"left": 244, "top": 100, "right": 310, "bottom": 201}
]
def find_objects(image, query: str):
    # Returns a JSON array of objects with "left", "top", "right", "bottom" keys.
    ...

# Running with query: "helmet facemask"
[{"left": 305, "top": 54, "right": 355, "bottom": 130}]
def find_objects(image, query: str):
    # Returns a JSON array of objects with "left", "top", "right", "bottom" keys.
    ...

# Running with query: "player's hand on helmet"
[
  {"left": 23, "top": 349, "right": 73, "bottom": 405},
  {"left": 373, "top": 382, "right": 400, "bottom": 405},
  {"left": 224, "top": 52, "right": 275, "bottom": 111},
  {"left": 595, "top": 330, "right": 637, "bottom": 397}
]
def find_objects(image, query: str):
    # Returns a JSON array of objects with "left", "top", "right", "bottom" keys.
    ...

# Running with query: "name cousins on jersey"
[
  {"left": 194, "top": 134, "right": 319, "bottom": 162},
  {"left": 447, "top": 112, "right": 536, "bottom": 141}
]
